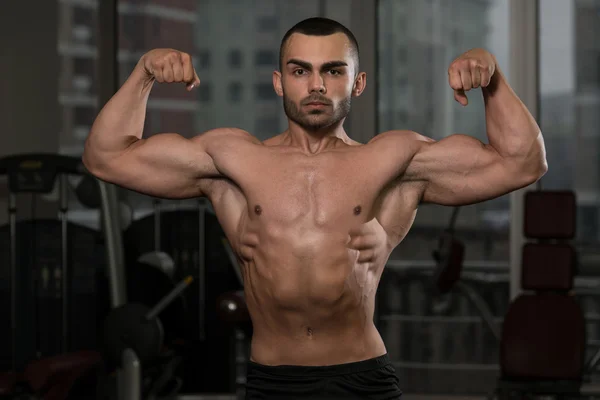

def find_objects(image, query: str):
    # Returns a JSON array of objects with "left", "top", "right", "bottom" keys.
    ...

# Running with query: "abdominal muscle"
[{"left": 239, "top": 222, "right": 388, "bottom": 366}]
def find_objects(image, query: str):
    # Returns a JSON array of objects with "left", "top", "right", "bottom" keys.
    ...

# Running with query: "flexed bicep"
[
  {"left": 94, "top": 132, "right": 218, "bottom": 199},
  {"left": 92, "top": 127, "right": 259, "bottom": 199},
  {"left": 405, "top": 133, "right": 538, "bottom": 206}
]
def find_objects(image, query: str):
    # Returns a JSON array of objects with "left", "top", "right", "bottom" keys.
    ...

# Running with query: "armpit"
[{"left": 368, "top": 130, "right": 433, "bottom": 183}]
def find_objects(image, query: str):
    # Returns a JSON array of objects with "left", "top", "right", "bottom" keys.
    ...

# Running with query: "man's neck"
[{"left": 284, "top": 121, "right": 351, "bottom": 154}]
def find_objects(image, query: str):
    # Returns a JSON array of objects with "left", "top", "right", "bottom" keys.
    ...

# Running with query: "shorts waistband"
[{"left": 247, "top": 353, "right": 391, "bottom": 377}]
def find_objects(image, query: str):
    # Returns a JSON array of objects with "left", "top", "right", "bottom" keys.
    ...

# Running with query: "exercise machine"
[
  {"left": 0, "top": 153, "right": 113, "bottom": 399},
  {"left": 489, "top": 190, "right": 600, "bottom": 399},
  {"left": 108, "top": 198, "right": 245, "bottom": 398},
  {"left": 101, "top": 274, "right": 194, "bottom": 400}
]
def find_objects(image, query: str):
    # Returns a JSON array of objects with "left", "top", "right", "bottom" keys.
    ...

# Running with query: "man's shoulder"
[
  {"left": 368, "top": 130, "right": 435, "bottom": 151},
  {"left": 193, "top": 127, "right": 263, "bottom": 146}
]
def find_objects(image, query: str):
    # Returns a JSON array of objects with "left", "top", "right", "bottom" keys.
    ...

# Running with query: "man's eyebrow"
[
  {"left": 321, "top": 61, "right": 348, "bottom": 70},
  {"left": 287, "top": 59, "right": 312, "bottom": 70},
  {"left": 286, "top": 59, "right": 349, "bottom": 71}
]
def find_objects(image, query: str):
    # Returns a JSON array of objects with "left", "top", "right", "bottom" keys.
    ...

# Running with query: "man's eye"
[
  {"left": 329, "top": 70, "right": 341, "bottom": 75},
  {"left": 294, "top": 69, "right": 306, "bottom": 75}
]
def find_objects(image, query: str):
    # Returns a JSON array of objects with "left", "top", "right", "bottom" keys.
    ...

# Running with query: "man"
[{"left": 83, "top": 17, "right": 547, "bottom": 400}]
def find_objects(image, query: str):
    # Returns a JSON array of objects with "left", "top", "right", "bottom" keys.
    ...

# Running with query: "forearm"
[
  {"left": 83, "top": 63, "right": 154, "bottom": 170},
  {"left": 482, "top": 61, "right": 546, "bottom": 172}
]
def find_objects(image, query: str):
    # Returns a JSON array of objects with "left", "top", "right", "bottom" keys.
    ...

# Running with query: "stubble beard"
[{"left": 282, "top": 91, "right": 352, "bottom": 132}]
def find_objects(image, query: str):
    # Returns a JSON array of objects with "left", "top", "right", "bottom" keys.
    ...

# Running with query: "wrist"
[
  {"left": 131, "top": 59, "right": 155, "bottom": 92},
  {"left": 486, "top": 57, "right": 504, "bottom": 93}
]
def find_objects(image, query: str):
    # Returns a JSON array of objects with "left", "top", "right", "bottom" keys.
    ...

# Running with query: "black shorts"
[{"left": 244, "top": 353, "right": 402, "bottom": 400}]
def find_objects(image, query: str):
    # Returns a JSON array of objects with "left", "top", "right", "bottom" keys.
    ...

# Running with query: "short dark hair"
[{"left": 279, "top": 17, "right": 360, "bottom": 73}]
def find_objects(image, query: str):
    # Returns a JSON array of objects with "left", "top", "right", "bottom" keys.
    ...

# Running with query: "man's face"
[{"left": 274, "top": 33, "right": 365, "bottom": 132}]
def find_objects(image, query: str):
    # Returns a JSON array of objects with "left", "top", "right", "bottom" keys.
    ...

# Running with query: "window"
[
  {"left": 579, "top": 205, "right": 599, "bottom": 240},
  {"left": 377, "top": 0, "right": 510, "bottom": 394},
  {"left": 229, "top": 13, "right": 243, "bottom": 33},
  {"left": 255, "top": 116, "right": 279, "bottom": 134},
  {"left": 121, "top": 14, "right": 146, "bottom": 50},
  {"left": 198, "top": 83, "right": 212, "bottom": 102},
  {"left": 229, "top": 49, "right": 243, "bottom": 69},
  {"left": 73, "top": 57, "right": 93, "bottom": 76},
  {"left": 58, "top": 1, "right": 99, "bottom": 156},
  {"left": 74, "top": 107, "right": 95, "bottom": 127},
  {"left": 257, "top": 16, "right": 278, "bottom": 32},
  {"left": 131, "top": 0, "right": 323, "bottom": 140},
  {"left": 228, "top": 82, "right": 243, "bottom": 102},
  {"left": 109, "top": 0, "right": 337, "bottom": 213},
  {"left": 397, "top": 77, "right": 408, "bottom": 91},
  {"left": 397, "top": 47, "right": 407, "bottom": 64},
  {"left": 396, "top": 110, "right": 408, "bottom": 122},
  {"left": 73, "top": 7, "right": 94, "bottom": 25},
  {"left": 379, "top": 0, "right": 511, "bottom": 261},
  {"left": 151, "top": 16, "right": 161, "bottom": 39},
  {"left": 197, "top": 50, "right": 211, "bottom": 69},
  {"left": 255, "top": 83, "right": 275, "bottom": 101},
  {"left": 255, "top": 50, "right": 277, "bottom": 67},
  {"left": 539, "top": 0, "right": 600, "bottom": 241}
]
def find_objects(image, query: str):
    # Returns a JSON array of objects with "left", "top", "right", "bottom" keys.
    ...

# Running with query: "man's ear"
[
  {"left": 273, "top": 70, "right": 284, "bottom": 97},
  {"left": 352, "top": 72, "right": 367, "bottom": 97}
]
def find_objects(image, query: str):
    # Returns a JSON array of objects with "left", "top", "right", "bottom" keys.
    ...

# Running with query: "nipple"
[
  {"left": 254, "top": 205, "right": 262, "bottom": 215},
  {"left": 354, "top": 205, "right": 362, "bottom": 215}
]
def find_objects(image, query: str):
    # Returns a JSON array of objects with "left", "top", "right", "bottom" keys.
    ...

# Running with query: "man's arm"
[
  {"left": 83, "top": 48, "right": 257, "bottom": 199},
  {"left": 402, "top": 48, "right": 547, "bottom": 206}
]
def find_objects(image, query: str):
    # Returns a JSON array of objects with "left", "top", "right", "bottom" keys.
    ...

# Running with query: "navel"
[
  {"left": 306, "top": 327, "right": 313, "bottom": 337},
  {"left": 254, "top": 205, "right": 262, "bottom": 216},
  {"left": 354, "top": 205, "right": 362, "bottom": 216}
]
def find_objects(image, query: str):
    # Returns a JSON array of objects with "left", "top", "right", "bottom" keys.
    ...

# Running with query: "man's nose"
[{"left": 309, "top": 74, "right": 326, "bottom": 94}]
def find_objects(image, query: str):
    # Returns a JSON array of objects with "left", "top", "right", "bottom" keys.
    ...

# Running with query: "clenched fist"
[
  {"left": 139, "top": 48, "right": 201, "bottom": 91},
  {"left": 448, "top": 48, "right": 496, "bottom": 106}
]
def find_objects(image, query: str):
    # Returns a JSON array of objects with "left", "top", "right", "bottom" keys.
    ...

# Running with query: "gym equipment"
[
  {"left": 121, "top": 259, "right": 189, "bottom": 352},
  {"left": 122, "top": 201, "right": 244, "bottom": 395},
  {"left": 44, "top": 174, "right": 195, "bottom": 399},
  {"left": 378, "top": 206, "right": 470, "bottom": 318},
  {"left": 0, "top": 153, "right": 115, "bottom": 399},
  {"left": 96, "top": 229, "right": 193, "bottom": 399},
  {"left": 133, "top": 200, "right": 178, "bottom": 279},
  {"left": 377, "top": 204, "right": 502, "bottom": 379},
  {"left": 489, "top": 190, "right": 600, "bottom": 399},
  {"left": 104, "top": 276, "right": 192, "bottom": 370},
  {"left": 429, "top": 206, "right": 501, "bottom": 340},
  {"left": 102, "top": 275, "right": 194, "bottom": 400},
  {"left": 217, "top": 289, "right": 251, "bottom": 400},
  {"left": 0, "top": 154, "right": 107, "bottom": 367}
]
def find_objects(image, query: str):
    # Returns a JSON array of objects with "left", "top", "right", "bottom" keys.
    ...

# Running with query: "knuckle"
[
  {"left": 167, "top": 51, "right": 180, "bottom": 61},
  {"left": 151, "top": 56, "right": 164, "bottom": 67},
  {"left": 180, "top": 52, "right": 191, "bottom": 62}
]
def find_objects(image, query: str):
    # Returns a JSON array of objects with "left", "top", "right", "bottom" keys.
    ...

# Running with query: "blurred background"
[{"left": 0, "top": 0, "right": 599, "bottom": 398}]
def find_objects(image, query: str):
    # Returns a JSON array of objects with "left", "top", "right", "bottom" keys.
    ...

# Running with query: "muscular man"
[{"left": 83, "top": 17, "right": 547, "bottom": 400}]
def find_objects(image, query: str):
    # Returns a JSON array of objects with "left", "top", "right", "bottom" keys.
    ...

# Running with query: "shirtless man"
[{"left": 83, "top": 17, "right": 547, "bottom": 400}]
